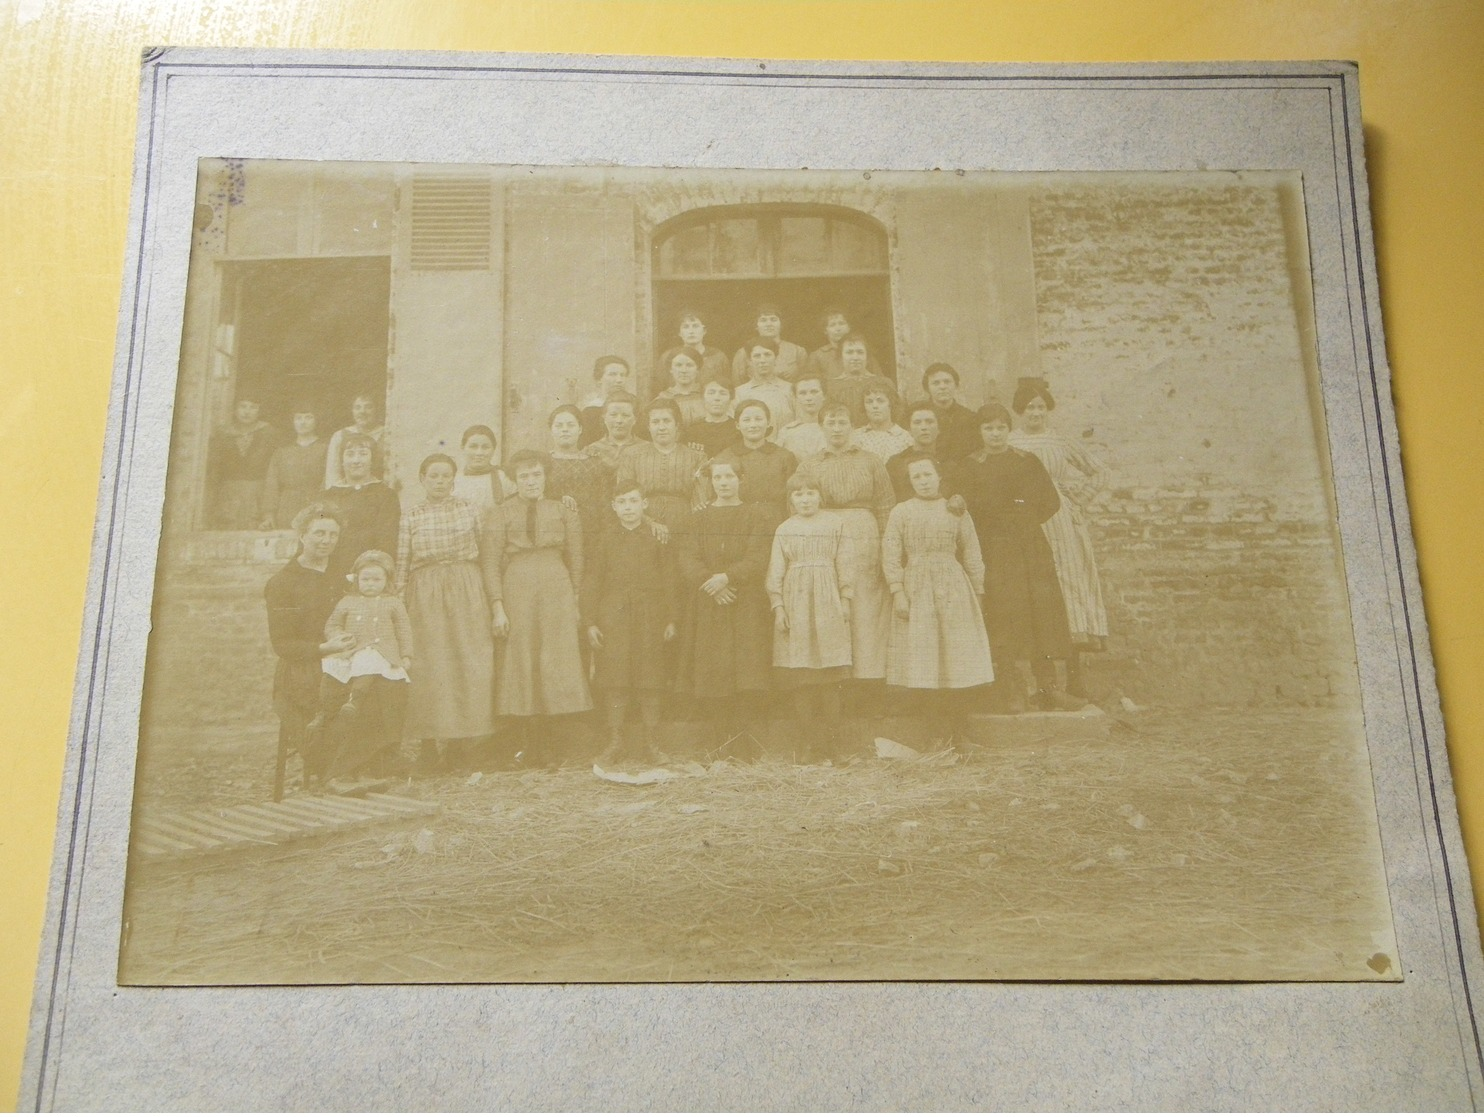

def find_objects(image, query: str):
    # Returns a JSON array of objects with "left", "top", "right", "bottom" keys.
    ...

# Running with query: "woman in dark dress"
[
  {"left": 265, "top": 502, "right": 400, "bottom": 795},
  {"left": 673, "top": 459, "right": 775, "bottom": 759},
  {"left": 545, "top": 404, "right": 611, "bottom": 533},
  {"left": 953, "top": 403, "right": 1073, "bottom": 712},
  {"left": 712, "top": 400, "right": 799, "bottom": 526},
  {"left": 317, "top": 433, "right": 401, "bottom": 582}
]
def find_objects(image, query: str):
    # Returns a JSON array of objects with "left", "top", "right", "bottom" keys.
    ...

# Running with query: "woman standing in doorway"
[
  {"left": 258, "top": 404, "right": 327, "bottom": 531},
  {"left": 324, "top": 392, "right": 386, "bottom": 489}
]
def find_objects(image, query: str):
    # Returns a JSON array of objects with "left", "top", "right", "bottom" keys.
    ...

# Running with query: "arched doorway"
[{"left": 651, "top": 204, "right": 894, "bottom": 381}]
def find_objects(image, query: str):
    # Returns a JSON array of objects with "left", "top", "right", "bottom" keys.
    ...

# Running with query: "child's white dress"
[
  {"left": 881, "top": 497, "right": 994, "bottom": 690},
  {"left": 765, "top": 511, "right": 854, "bottom": 674}
]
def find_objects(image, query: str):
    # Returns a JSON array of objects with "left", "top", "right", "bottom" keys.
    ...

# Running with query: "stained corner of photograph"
[{"left": 118, "top": 158, "right": 1397, "bottom": 984}]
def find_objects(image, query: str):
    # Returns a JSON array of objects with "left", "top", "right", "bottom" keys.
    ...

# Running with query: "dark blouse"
[
  {"left": 951, "top": 448, "right": 1061, "bottom": 539},
  {"left": 682, "top": 417, "right": 741, "bottom": 458},
  {"left": 712, "top": 441, "right": 800, "bottom": 520},
  {"left": 318, "top": 481, "right": 402, "bottom": 580}
]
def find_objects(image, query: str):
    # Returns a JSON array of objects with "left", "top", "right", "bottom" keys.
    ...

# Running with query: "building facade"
[{"left": 143, "top": 160, "right": 1357, "bottom": 729}]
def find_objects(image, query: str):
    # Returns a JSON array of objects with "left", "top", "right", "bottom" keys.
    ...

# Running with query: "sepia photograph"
[{"left": 116, "top": 157, "right": 1396, "bottom": 985}]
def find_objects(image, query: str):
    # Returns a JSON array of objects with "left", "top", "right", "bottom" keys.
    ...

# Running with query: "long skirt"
[
  {"left": 886, "top": 553, "right": 995, "bottom": 690},
  {"left": 836, "top": 507, "right": 890, "bottom": 680},
  {"left": 404, "top": 560, "right": 496, "bottom": 739},
  {"left": 773, "top": 560, "right": 851, "bottom": 671},
  {"left": 306, "top": 677, "right": 408, "bottom": 779},
  {"left": 675, "top": 586, "right": 772, "bottom": 698},
  {"left": 495, "top": 549, "right": 593, "bottom": 716},
  {"left": 980, "top": 529, "right": 1072, "bottom": 663},
  {"left": 1042, "top": 503, "right": 1108, "bottom": 641}
]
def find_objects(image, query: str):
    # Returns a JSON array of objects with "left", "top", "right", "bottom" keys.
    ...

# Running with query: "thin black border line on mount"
[
  {"left": 1335, "top": 80, "right": 1484, "bottom": 1086},
  {"left": 25, "top": 57, "right": 1481, "bottom": 1109}
]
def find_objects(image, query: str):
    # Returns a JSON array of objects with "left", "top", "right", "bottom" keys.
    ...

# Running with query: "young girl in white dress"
[
  {"left": 766, "top": 471, "right": 854, "bottom": 763},
  {"left": 881, "top": 451, "right": 994, "bottom": 747}
]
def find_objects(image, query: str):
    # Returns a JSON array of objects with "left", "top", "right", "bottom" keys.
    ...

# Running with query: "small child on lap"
[{"left": 313, "top": 549, "right": 413, "bottom": 728}]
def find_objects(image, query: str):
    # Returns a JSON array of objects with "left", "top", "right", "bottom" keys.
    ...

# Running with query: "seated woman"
[
  {"left": 954, "top": 402, "right": 1074, "bottom": 712},
  {"left": 264, "top": 502, "right": 348, "bottom": 797},
  {"left": 488, "top": 449, "right": 593, "bottom": 766},
  {"left": 309, "top": 549, "right": 413, "bottom": 789}
]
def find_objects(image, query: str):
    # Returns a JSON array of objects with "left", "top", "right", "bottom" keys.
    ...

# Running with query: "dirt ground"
[{"left": 119, "top": 706, "right": 1396, "bottom": 984}]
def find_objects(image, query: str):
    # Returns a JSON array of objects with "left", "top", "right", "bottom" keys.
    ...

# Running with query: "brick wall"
[
  {"left": 1088, "top": 490, "right": 1358, "bottom": 708},
  {"left": 139, "top": 534, "right": 295, "bottom": 737},
  {"left": 1027, "top": 174, "right": 1329, "bottom": 523}
]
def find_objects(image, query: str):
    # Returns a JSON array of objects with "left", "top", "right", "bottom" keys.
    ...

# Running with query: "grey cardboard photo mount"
[{"left": 21, "top": 51, "right": 1484, "bottom": 1109}]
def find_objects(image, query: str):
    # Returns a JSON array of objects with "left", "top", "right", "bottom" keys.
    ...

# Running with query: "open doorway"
[
  {"left": 651, "top": 205, "right": 894, "bottom": 389},
  {"left": 221, "top": 256, "right": 392, "bottom": 436}
]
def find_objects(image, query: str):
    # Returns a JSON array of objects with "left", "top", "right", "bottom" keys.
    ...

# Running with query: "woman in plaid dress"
[{"left": 396, "top": 453, "right": 498, "bottom": 767}]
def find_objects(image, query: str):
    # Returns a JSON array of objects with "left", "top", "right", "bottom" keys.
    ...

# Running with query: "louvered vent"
[{"left": 410, "top": 173, "right": 492, "bottom": 271}]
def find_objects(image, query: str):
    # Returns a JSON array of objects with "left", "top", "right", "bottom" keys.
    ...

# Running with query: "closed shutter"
[{"left": 410, "top": 172, "right": 492, "bottom": 271}]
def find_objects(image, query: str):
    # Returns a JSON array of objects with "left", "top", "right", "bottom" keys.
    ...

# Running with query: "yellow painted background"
[{"left": 2, "top": 0, "right": 1481, "bottom": 1104}]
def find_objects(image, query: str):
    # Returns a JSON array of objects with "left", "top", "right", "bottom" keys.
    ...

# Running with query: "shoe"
[
  {"left": 1043, "top": 688, "right": 1088, "bottom": 712},
  {"left": 595, "top": 731, "right": 625, "bottom": 768}
]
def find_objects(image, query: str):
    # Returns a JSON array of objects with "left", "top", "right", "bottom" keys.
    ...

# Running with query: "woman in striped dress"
[
  {"left": 1008, "top": 380, "right": 1109, "bottom": 693},
  {"left": 615, "top": 399, "right": 707, "bottom": 534},
  {"left": 801, "top": 403, "right": 895, "bottom": 694}
]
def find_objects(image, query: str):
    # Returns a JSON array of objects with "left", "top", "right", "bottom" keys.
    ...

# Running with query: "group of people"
[{"left": 257, "top": 304, "right": 1109, "bottom": 788}]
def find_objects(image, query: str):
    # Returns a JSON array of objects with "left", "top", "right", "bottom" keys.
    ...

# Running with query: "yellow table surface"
[{"left": 3, "top": 0, "right": 1482, "bottom": 1105}]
